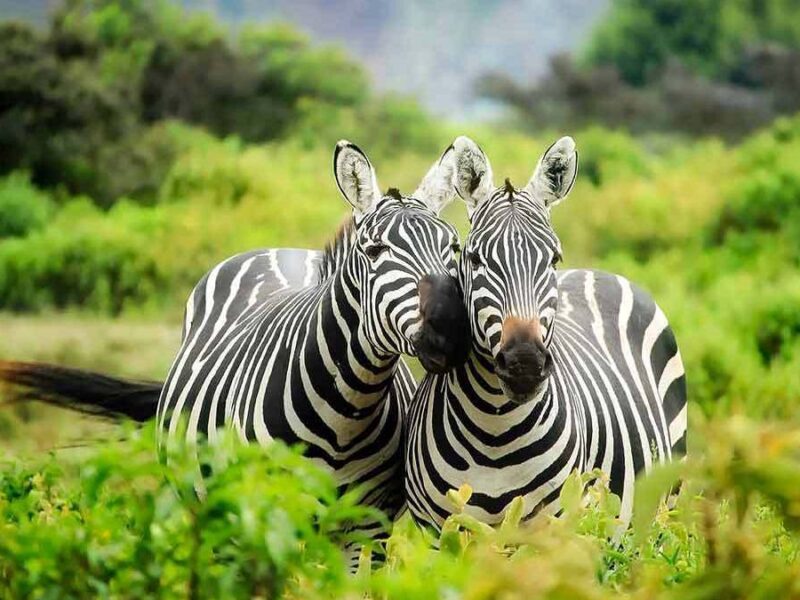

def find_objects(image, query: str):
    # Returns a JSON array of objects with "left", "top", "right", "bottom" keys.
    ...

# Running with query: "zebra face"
[
  {"left": 334, "top": 142, "right": 470, "bottom": 373},
  {"left": 462, "top": 186, "right": 563, "bottom": 403},
  {"left": 419, "top": 136, "right": 578, "bottom": 403},
  {"left": 354, "top": 195, "right": 468, "bottom": 369}
]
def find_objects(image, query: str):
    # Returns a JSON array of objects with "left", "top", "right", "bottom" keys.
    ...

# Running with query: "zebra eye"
[
  {"left": 451, "top": 242, "right": 461, "bottom": 255},
  {"left": 364, "top": 243, "right": 388, "bottom": 260},
  {"left": 467, "top": 251, "right": 483, "bottom": 269},
  {"left": 551, "top": 252, "right": 562, "bottom": 267}
]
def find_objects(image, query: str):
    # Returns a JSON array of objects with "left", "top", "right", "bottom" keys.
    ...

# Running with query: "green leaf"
[
  {"left": 445, "top": 484, "right": 473, "bottom": 514},
  {"left": 560, "top": 470, "right": 584, "bottom": 516},
  {"left": 632, "top": 461, "right": 686, "bottom": 547},
  {"left": 500, "top": 496, "right": 526, "bottom": 534}
]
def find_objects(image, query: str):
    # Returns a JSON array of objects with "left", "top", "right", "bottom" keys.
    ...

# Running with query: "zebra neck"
[
  {"left": 304, "top": 266, "right": 398, "bottom": 413},
  {"left": 446, "top": 351, "right": 559, "bottom": 436}
]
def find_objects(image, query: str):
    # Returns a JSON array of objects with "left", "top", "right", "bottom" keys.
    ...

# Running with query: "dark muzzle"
[
  {"left": 495, "top": 317, "right": 553, "bottom": 403},
  {"left": 413, "top": 274, "right": 471, "bottom": 374}
]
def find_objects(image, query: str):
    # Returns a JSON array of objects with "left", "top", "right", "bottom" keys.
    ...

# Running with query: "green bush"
[
  {"left": 0, "top": 172, "right": 52, "bottom": 238},
  {"left": 291, "top": 95, "right": 445, "bottom": 159},
  {"left": 710, "top": 168, "right": 800, "bottom": 243},
  {"left": 708, "top": 116, "right": 800, "bottom": 249},
  {"left": 584, "top": 0, "right": 800, "bottom": 85},
  {"left": 2, "top": 111, "right": 800, "bottom": 419},
  {"left": 0, "top": 425, "right": 368, "bottom": 598},
  {"left": 0, "top": 2, "right": 373, "bottom": 205},
  {"left": 0, "top": 416, "right": 798, "bottom": 598},
  {"left": 0, "top": 200, "right": 167, "bottom": 314}
]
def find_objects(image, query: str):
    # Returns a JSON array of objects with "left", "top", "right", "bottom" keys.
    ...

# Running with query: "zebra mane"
[{"left": 317, "top": 217, "right": 356, "bottom": 280}]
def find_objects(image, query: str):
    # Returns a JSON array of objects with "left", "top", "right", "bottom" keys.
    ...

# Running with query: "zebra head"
[
  {"left": 420, "top": 136, "right": 578, "bottom": 403},
  {"left": 334, "top": 141, "right": 470, "bottom": 373}
]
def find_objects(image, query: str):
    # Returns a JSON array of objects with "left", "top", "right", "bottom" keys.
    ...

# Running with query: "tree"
[
  {"left": 479, "top": 0, "right": 800, "bottom": 139},
  {"left": 584, "top": 0, "right": 800, "bottom": 86},
  {"left": 0, "top": 1, "right": 372, "bottom": 204},
  {"left": 0, "top": 22, "right": 140, "bottom": 204}
]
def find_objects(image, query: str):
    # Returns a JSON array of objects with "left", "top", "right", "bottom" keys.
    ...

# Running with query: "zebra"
[
  {"left": 0, "top": 140, "right": 470, "bottom": 552},
  {"left": 405, "top": 136, "right": 687, "bottom": 531}
]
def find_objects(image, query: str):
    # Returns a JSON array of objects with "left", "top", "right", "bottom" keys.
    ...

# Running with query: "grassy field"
[{"left": 0, "top": 315, "right": 178, "bottom": 454}]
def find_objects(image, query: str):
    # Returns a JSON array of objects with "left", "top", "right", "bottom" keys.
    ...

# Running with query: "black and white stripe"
[
  {"left": 156, "top": 142, "right": 465, "bottom": 545},
  {"left": 405, "top": 136, "right": 687, "bottom": 530},
  {"left": 0, "top": 142, "right": 468, "bottom": 563}
]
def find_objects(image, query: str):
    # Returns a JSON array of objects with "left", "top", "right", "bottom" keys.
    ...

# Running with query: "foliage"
[
  {"left": 0, "top": 199, "right": 168, "bottom": 314},
  {"left": 0, "top": 172, "right": 53, "bottom": 238},
  {"left": 291, "top": 95, "right": 444, "bottom": 158},
  {"left": 1, "top": 113, "right": 800, "bottom": 418},
  {"left": 0, "top": 415, "right": 798, "bottom": 598},
  {"left": 0, "top": 0, "right": 402, "bottom": 204},
  {"left": 2, "top": 118, "right": 799, "bottom": 598},
  {"left": 0, "top": 425, "right": 373, "bottom": 598},
  {"left": 0, "top": 20, "right": 139, "bottom": 205},
  {"left": 480, "top": 0, "right": 800, "bottom": 138},
  {"left": 479, "top": 50, "right": 800, "bottom": 139},
  {"left": 584, "top": 0, "right": 800, "bottom": 85}
]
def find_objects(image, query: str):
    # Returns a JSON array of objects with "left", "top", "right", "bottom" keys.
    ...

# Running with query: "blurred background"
[{"left": 1, "top": 0, "right": 799, "bottom": 451}]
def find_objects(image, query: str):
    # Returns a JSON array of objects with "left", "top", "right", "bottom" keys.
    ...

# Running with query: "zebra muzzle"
[
  {"left": 495, "top": 317, "right": 553, "bottom": 403},
  {"left": 413, "top": 274, "right": 470, "bottom": 374}
]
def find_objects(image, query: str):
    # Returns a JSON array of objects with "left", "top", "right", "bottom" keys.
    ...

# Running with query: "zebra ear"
[
  {"left": 414, "top": 136, "right": 493, "bottom": 216},
  {"left": 333, "top": 140, "right": 381, "bottom": 218},
  {"left": 526, "top": 136, "right": 578, "bottom": 208}
]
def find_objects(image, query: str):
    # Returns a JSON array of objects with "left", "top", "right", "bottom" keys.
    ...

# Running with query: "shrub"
[
  {"left": 0, "top": 172, "right": 52, "bottom": 238},
  {"left": 710, "top": 167, "right": 800, "bottom": 243},
  {"left": 0, "top": 426, "right": 366, "bottom": 598},
  {"left": 0, "top": 3, "right": 372, "bottom": 205},
  {"left": 1, "top": 416, "right": 798, "bottom": 598},
  {"left": 0, "top": 200, "right": 167, "bottom": 314},
  {"left": 292, "top": 95, "right": 445, "bottom": 159}
]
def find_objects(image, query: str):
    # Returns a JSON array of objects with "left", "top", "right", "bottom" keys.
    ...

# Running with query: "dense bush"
[
  {"left": 0, "top": 21, "right": 140, "bottom": 204},
  {"left": 2, "top": 114, "right": 800, "bottom": 418},
  {"left": 0, "top": 415, "right": 798, "bottom": 598},
  {"left": 480, "top": 0, "right": 800, "bottom": 138},
  {"left": 291, "top": 95, "right": 445, "bottom": 158},
  {"left": 0, "top": 172, "right": 52, "bottom": 238},
  {"left": 0, "top": 199, "right": 167, "bottom": 314},
  {"left": 584, "top": 0, "right": 800, "bottom": 86},
  {"left": 0, "top": 0, "right": 386, "bottom": 204},
  {"left": 708, "top": 117, "right": 800, "bottom": 248},
  {"left": 0, "top": 425, "right": 369, "bottom": 598}
]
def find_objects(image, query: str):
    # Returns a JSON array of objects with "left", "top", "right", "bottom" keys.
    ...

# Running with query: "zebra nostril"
[
  {"left": 496, "top": 350, "right": 508, "bottom": 371},
  {"left": 542, "top": 351, "right": 553, "bottom": 375}
]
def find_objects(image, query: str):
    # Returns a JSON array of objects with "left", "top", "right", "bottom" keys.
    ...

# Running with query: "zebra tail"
[{"left": 0, "top": 360, "right": 162, "bottom": 423}]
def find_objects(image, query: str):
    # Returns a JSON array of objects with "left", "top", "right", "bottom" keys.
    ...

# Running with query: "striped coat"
[{"left": 405, "top": 136, "right": 687, "bottom": 530}]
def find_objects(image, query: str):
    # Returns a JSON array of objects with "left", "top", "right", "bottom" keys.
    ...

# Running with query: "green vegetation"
[
  {"left": 1, "top": 415, "right": 799, "bottom": 598},
  {"left": 0, "top": 172, "right": 52, "bottom": 238},
  {"left": 3, "top": 115, "right": 799, "bottom": 419},
  {"left": 0, "top": 0, "right": 433, "bottom": 204},
  {"left": 585, "top": 0, "right": 800, "bottom": 85},
  {"left": 2, "top": 0, "right": 800, "bottom": 597},
  {"left": 2, "top": 112, "right": 799, "bottom": 594},
  {"left": 480, "top": 0, "right": 800, "bottom": 137}
]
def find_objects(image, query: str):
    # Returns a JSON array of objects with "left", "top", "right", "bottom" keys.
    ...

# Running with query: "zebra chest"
[{"left": 406, "top": 383, "right": 585, "bottom": 529}]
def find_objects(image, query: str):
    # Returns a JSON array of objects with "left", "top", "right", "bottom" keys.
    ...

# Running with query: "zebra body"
[
  {"left": 158, "top": 244, "right": 414, "bottom": 518},
  {"left": 0, "top": 141, "right": 469, "bottom": 561},
  {"left": 406, "top": 268, "right": 686, "bottom": 528},
  {"left": 405, "top": 136, "right": 687, "bottom": 531},
  {"left": 155, "top": 141, "right": 469, "bottom": 534}
]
